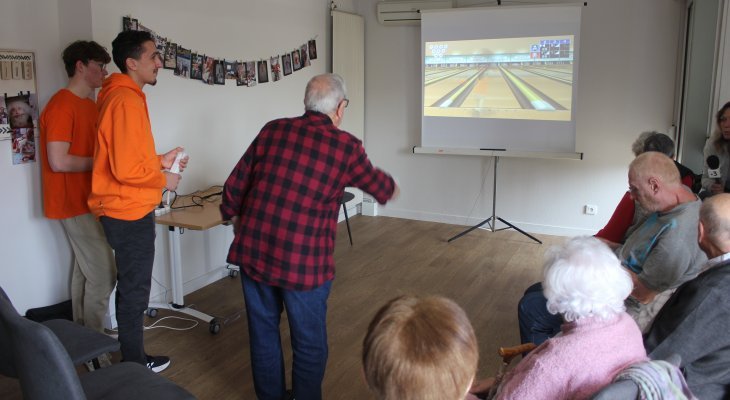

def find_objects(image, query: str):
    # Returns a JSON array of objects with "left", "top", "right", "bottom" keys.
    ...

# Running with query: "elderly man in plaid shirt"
[{"left": 221, "top": 73, "right": 399, "bottom": 400}]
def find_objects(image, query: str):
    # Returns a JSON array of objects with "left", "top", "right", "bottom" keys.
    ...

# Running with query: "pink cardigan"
[{"left": 495, "top": 312, "right": 647, "bottom": 400}]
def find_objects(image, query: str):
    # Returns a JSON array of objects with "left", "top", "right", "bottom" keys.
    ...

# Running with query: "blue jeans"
[
  {"left": 242, "top": 273, "right": 331, "bottom": 400},
  {"left": 517, "top": 282, "right": 562, "bottom": 346}
]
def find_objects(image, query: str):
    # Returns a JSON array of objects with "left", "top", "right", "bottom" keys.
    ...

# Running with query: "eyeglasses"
[
  {"left": 341, "top": 98, "right": 349, "bottom": 108},
  {"left": 91, "top": 61, "right": 107, "bottom": 70}
]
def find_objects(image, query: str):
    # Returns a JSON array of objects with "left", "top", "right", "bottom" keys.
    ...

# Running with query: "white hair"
[
  {"left": 543, "top": 236, "right": 632, "bottom": 322},
  {"left": 304, "top": 73, "right": 347, "bottom": 114}
]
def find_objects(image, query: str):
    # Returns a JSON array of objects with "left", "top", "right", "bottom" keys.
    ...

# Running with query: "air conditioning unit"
[{"left": 376, "top": 0, "right": 454, "bottom": 26}]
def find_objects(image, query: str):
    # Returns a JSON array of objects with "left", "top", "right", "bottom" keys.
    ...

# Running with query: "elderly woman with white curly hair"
[{"left": 469, "top": 236, "right": 647, "bottom": 400}]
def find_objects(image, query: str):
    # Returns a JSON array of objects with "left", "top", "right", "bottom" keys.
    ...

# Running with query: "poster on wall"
[{"left": 0, "top": 49, "right": 39, "bottom": 165}]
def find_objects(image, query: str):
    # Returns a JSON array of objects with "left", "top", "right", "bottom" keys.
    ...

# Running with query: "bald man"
[
  {"left": 620, "top": 152, "right": 706, "bottom": 330},
  {"left": 518, "top": 153, "right": 706, "bottom": 346},
  {"left": 644, "top": 194, "right": 730, "bottom": 399}
]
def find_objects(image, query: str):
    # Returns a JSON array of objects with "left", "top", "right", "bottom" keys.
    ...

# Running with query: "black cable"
[{"left": 169, "top": 186, "right": 223, "bottom": 210}]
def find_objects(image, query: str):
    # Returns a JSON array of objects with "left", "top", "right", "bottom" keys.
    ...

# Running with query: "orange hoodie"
[{"left": 88, "top": 73, "right": 166, "bottom": 220}]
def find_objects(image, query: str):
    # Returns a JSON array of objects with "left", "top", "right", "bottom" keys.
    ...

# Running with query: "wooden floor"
[{"left": 0, "top": 216, "right": 565, "bottom": 399}]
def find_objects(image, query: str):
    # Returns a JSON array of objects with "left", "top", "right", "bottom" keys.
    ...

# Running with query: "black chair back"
[
  {"left": 0, "top": 285, "right": 87, "bottom": 399},
  {"left": 0, "top": 286, "right": 17, "bottom": 378}
]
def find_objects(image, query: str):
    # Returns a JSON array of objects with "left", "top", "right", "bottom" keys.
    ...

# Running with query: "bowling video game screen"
[{"left": 424, "top": 36, "right": 574, "bottom": 122}]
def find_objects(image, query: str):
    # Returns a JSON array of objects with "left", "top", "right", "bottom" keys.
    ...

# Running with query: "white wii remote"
[{"left": 170, "top": 151, "right": 186, "bottom": 174}]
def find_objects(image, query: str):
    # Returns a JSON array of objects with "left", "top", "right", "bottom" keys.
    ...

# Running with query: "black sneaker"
[{"left": 145, "top": 355, "right": 170, "bottom": 373}]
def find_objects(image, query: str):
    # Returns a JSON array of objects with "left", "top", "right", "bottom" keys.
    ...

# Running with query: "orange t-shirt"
[{"left": 39, "top": 89, "right": 97, "bottom": 219}]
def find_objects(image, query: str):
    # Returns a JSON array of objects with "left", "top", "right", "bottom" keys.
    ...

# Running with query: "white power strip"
[{"left": 154, "top": 205, "right": 171, "bottom": 216}]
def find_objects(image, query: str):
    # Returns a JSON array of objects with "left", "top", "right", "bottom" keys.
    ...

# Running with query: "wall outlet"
[{"left": 584, "top": 204, "right": 598, "bottom": 215}]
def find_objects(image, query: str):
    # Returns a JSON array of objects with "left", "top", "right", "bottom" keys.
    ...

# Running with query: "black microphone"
[{"left": 707, "top": 155, "right": 721, "bottom": 184}]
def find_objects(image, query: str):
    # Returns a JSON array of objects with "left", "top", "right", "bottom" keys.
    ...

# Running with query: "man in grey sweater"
[
  {"left": 518, "top": 152, "right": 706, "bottom": 346},
  {"left": 621, "top": 152, "right": 707, "bottom": 331},
  {"left": 644, "top": 193, "right": 730, "bottom": 399}
]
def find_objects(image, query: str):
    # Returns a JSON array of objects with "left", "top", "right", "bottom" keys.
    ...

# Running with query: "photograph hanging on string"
[
  {"left": 300, "top": 44, "right": 310, "bottom": 67},
  {"left": 270, "top": 56, "right": 281, "bottom": 82},
  {"left": 282, "top": 53, "right": 292, "bottom": 76},
  {"left": 292, "top": 49, "right": 302, "bottom": 71},
  {"left": 235, "top": 61, "right": 246, "bottom": 86},
  {"left": 122, "top": 17, "right": 138, "bottom": 32},
  {"left": 175, "top": 47, "right": 191, "bottom": 78},
  {"left": 116, "top": 17, "right": 318, "bottom": 89},
  {"left": 164, "top": 42, "right": 177, "bottom": 70},
  {"left": 191, "top": 53, "right": 204, "bottom": 80},
  {"left": 308, "top": 39, "right": 318, "bottom": 60},
  {"left": 154, "top": 34, "right": 167, "bottom": 55},
  {"left": 243, "top": 61, "right": 257, "bottom": 87},
  {"left": 203, "top": 56, "right": 215, "bottom": 85},
  {"left": 225, "top": 60, "right": 237, "bottom": 80},
  {"left": 257, "top": 60, "right": 269, "bottom": 84},
  {"left": 11, "top": 128, "right": 35, "bottom": 165},
  {"left": 214, "top": 60, "right": 225, "bottom": 85}
]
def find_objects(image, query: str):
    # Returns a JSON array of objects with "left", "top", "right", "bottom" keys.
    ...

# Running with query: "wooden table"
[{"left": 152, "top": 187, "right": 227, "bottom": 334}]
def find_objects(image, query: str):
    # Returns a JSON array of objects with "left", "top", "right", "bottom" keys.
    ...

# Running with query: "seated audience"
[
  {"left": 470, "top": 236, "right": 647, "bottom": 400},
  {"left": 596, "top": 131, "right": 695, "bottom": 248},
  {"left": 362, "top": 295, "right": 478, "bottom": 400},
  {"left": 644, "top": 193, "right": 730, "bottom": 399},
  {"left": 518, "top": 153, "right": 706, "bottom": 346},
  {"left": 701, "top": 101, "right": 730, "bottom": 197}
]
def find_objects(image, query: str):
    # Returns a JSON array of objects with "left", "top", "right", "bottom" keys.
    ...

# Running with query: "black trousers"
[{"left": 100, "top": 212, "right": 155, "bottom": 364}]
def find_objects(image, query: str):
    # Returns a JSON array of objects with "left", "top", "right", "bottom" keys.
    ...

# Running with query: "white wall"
[{"left": 356, "top": 0, "right": 684, "bottom": 236}]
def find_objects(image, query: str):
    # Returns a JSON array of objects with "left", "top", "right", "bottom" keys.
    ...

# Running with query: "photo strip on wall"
[{"left": 122, "top": 16, "right": 317, "bottom": 88}]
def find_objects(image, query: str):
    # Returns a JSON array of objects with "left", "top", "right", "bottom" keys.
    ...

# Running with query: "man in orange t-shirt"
[
  {"left": 88, "top": 30, "right": 186, "bottom": 373},
  {"left": 39, "top": 40, "right": 116, "bottom": 334}
]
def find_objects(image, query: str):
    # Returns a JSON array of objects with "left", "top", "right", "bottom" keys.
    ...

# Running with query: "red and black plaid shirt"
[{"left": 220, "top": 111, "right": 395, "bottom": 290}]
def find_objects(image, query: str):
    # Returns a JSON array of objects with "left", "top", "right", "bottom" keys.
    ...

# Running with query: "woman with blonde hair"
[{"left": 363, "top": 295, "right": 478, "bottom": 400}]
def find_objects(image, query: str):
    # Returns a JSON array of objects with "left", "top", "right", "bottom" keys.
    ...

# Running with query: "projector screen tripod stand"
[{"left": 447, "top": 156, "right": 542, "bottom": 244}]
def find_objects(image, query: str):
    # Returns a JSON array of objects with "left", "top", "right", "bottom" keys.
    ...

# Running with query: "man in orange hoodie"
[{"left": 88, "top": 30, "right": 186, "bottom": 373}]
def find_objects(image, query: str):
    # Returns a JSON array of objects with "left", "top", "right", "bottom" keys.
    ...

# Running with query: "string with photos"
[{"left": 122, "top": 16, "right": 318, "bottom": 87}]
